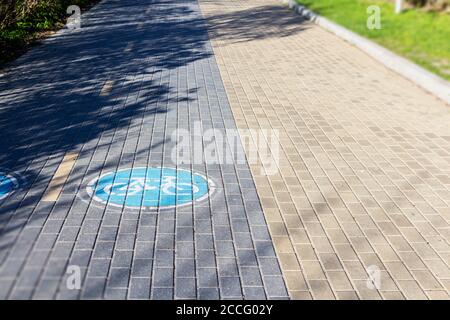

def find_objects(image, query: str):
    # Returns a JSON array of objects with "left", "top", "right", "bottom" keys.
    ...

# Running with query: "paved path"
[
  {"left": 1, "top": 0, "right": 450, "bottom": 300},
  {"left": 199, "top": 0, "right": 450, "bottom": 299},
  {"left": 0, "top": 0, "right": 287, "bottom": 299}
]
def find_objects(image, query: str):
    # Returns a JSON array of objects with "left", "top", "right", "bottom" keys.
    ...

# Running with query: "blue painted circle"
[
  {"left": 0, "top": 174, "right": 17, "bottom": 200},
  {"left": 88, "top": 167, "right": 213, "bottom": 208}
]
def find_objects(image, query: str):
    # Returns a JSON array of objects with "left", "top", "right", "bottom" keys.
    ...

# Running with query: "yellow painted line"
[
  {"left": 100, "top": 80, "right": 114, "bottom": 96},
  {"left": 42, "top": 152, "right": 78, "bottom": 202}
]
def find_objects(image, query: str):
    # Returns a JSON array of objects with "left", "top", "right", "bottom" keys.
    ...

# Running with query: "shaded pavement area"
[{"left": 0, "top": 0, "right": 288, "bottom": 299}]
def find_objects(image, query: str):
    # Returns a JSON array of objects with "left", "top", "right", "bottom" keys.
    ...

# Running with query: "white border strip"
[{"left": 282, "top": 0, "right": 450, "bottom": 106}]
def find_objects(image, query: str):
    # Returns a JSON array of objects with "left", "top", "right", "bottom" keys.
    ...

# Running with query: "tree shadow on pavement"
[{"left": 202, "top": 4, "right": 310, "bottom": 44}]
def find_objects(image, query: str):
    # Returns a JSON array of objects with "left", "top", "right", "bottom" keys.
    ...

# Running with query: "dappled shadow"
[
  {"left": 202, "top": 3, "right": 309, "bottom": 44},
  {"left": 0, "top": 0, "right": 211, "bottom": 259}
]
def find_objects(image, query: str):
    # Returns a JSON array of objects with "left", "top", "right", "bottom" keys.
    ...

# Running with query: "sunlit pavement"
[
  {"left": 200, "top": 0, "right": 450, "bottom": 300},
  {"left": 0, "top": 0, "right": 450, "bottom": 300}
]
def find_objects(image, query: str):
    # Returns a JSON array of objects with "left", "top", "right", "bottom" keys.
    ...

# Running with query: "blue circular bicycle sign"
[
  {"left": 87, "top": 167, "right": 214, "bottom": 209},
  {"left": 0, "top": 174, "right": 18, "bottom": 200}
]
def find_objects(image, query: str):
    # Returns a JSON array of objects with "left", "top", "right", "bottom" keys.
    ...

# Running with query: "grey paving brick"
[
  {"left": 197, "top": 250, "right": 216, "bottom": 268},
  {"left": 259, "top": 258, "right": 283, "bottom": 276},
  {"left": 112, "top": 250, "right": 133, "bottom": 268},
  {"left": 255, "top": 241, "right": 277, "bottom": 257},
  {"left": 88, "top": 259, "right": 111, "bottom": 278},
  {"left": 0, "top": 280, "right": 14, "bottom": 299},
  {"left": 153, "top": 268, "right": 174, "bottom": 287},
  {"left": 129, "top": 277, "right": 151, "bottom": 299},
  {"left": 10, "top": 287, "right": 34, "bottom": 300},
  {"left": 219, "top": 277, "right": 242, "bottom": 298},
  {"left": 198, "top": 287, "right": 220, "bottom": 300},
  {"left": 33, "top": 279, "right": 60, "bottom": 300},
  {"left": 175, "top": 259, "right": 196, "bottom": 278},
  {"left": 240, "top": 267, "right": 264, "bottom": 287},
  {"left": 174, "top": 243, "right": 194, "bottom": 260},
  {"left": 156, "top": 233, "right": 175, "bottom": 250},
  {"left": 243, "top": 287, "right": 267, "bottom": 300},
  {"left": 218, "top": 258, "right": 239, "bottom": 277},
  {"left": 82, "top": 277, "right": 107, "bottom": 299},
  {"left": 108, "top": 268, "right": 130, "bottom": 288},
  {"left": 175, "top": 277, "right": 196, "bottom": 299},
  {"left": 263, "top": 276, "right": 289, "bottom": 298},
  {"left": 151, "top": 287, "right": 173, "bottom": 300},
  {"left": 195, "top": 233, "right": 214, "bottom": 250},
  {"left": 93, "top": 242, "right": 115, "bottom": 259},
  {"left": 115, "top": 234, "right": 135, "bottom": 250},
  {"left": 154, "top": 249, "right": 174, "bottom": 268},
  {"left": 15, "top": 268, "right": 42, "bottom": 289},
  {"left": 237, "top": 250, "right": 258, "bottom": 267},
  {"left": 132, "top": 259, "right": 153, "bottom": 278},
  {"left": 98, "top": 226, "right": 119, "bottom": 241},
  {"left": 135, "top": 241, "right": 155, "bottom": 259},
  {"left": 105, "top": 288, "right": 128, "bottom": 300},
  {"left": 215, "top": 241, "right": 235, "bottom": 257},
  {"left": 234, "top": 233, "right": 254, "bottom": 249},
  {"left": 198, "top": 268, "right": 219, "bottom": 288}
]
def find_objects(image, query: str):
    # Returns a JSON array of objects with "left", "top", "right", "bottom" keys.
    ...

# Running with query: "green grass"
[
  {"left": 296, "top": 0, "right": 450, "bottom": 80},
  {"left": 0, "top": 0, "right": 99, "bottom": 68}
]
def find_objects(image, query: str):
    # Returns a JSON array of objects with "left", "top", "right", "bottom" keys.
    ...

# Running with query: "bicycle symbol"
[
  {"left": 87, "top": 167, "right": 213, "bottom": 209},
  {"left": 103, "top": 176, "right": 200, "bottom": 196},
  {"left": 0, "top": 174, "right": 18, "bottom": 200}
]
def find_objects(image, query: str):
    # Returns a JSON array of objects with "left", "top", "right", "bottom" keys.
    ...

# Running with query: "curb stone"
[{"left": 281, "top": 0, "right": 450, "bottom": 106}]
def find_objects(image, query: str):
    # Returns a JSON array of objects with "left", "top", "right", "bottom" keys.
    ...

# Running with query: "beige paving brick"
[
  {"left": 327, "top": 271, "right": 354, "bottom": 291},
  {"left": 425, "top": 291, "right": 450, "bottom": 300},
  {"left": 384, "top": 262, "right": 414, "bottom": 280},
  {"left": 342, "top": 261, "right": 369, "bottom": 280},
  {"left": 302, "top": 260, "right": 326, "bottom": 280},
  {"left": 200, "top": 0, "right": 450, "bottom": 299},
  {"left": 334, "top": 244, "right": 359, "bottom": 261},
  {"left": 380, "top": 291, "right": 405, "bottom": 300},
  {"left": 424, "top": 259, "right": 450, "bottom": 279},
  {"left": 308, "top": 280, "right": 336, "bottom": 300},
  {"left": 319, "top": 253, "right": 344, "bottom": 271},
  {"left": 359, "top": 253, "right": 384, "bottom": 270},
  {"left": 310, "top": 236, "right": 334, "bottom": 253},
  {"left": 289, "top": 228, "right": 309, "bottom": 244},
  {"left": 294, "top": 244, "right": 317, "bottom": 261},
  {"left": 373, "top": 244, "right": 400, "bottom": 262},
  {"left": 412, "top": 270, "right": 443, "bottom": 290},
  {"left": 268, "top": 221, "right": 289, "bottom": 237},
  {"left": 353, "top": 281, "right": 382, "bottom": 300},
  {"left": 278, "top": 253, "right": 301, "bottom": 271},
  {"left": 398, "top": 251, "right": 427, "bottom": 270},
  {"left": 335, "top": 291, "right": 359, "bottom": 300},
  {"left": 397, "top": 281, "right": 428, "bottom": 300},
  {"left": 284, "top": 271, "right": 308, "bottom": 291},
  {"left": 290, "top": 291, "right": 313, "bottom": 300}
]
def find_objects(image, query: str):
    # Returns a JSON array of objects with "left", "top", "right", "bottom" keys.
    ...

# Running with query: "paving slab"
[{"left": 199, "top": 0, "right": 450, "bottom": 300}]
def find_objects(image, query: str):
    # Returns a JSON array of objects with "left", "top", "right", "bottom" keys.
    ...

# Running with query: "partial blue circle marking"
[
  {"left": 87, "top": 167, "right": 213, "bottom": 209},
  {"left": 0, "top": 174, "right": 17, "bottom": 200}
]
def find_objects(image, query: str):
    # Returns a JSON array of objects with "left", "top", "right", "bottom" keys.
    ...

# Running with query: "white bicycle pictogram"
[{"left": 101, "top": 176, "right": 199, "bottom": 196}]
